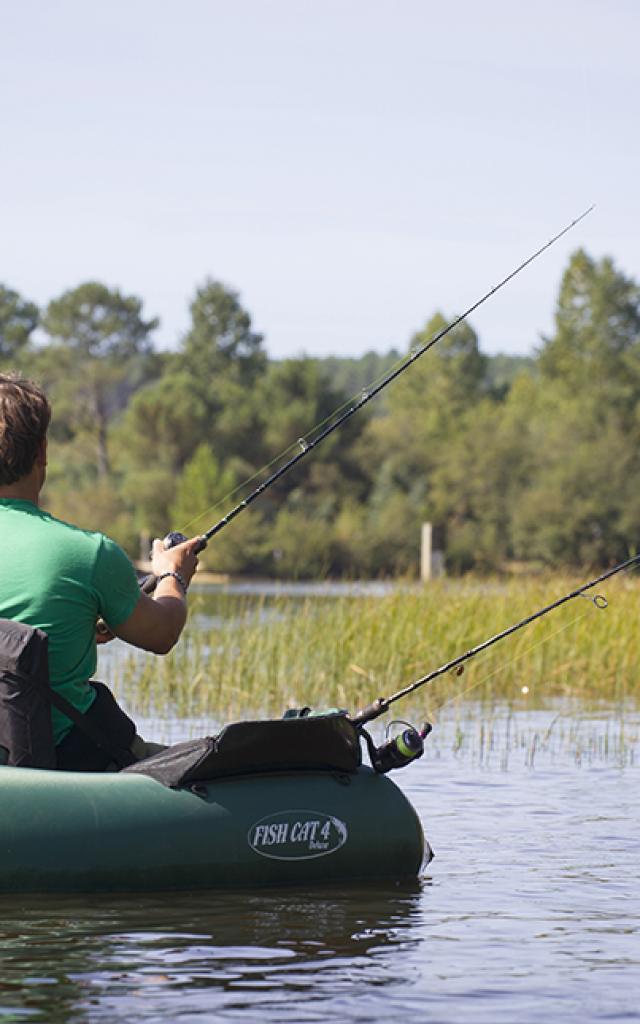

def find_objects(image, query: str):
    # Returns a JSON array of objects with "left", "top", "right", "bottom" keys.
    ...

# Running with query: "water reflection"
[
  {"left": 0, "top": 883, "right": 424, "bottom": 1022},
  {"left": 3, "top": 708, "right": 639, "bottom": 1023}
]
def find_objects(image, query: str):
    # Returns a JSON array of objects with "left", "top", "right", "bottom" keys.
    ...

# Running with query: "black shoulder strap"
[{"left": 47, "top": 686, "right": 132, "bottom": 769}]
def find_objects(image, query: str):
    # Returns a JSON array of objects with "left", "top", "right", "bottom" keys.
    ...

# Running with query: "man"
[{"left": 0, "top": 372, "right": 201, "bottom": 770}]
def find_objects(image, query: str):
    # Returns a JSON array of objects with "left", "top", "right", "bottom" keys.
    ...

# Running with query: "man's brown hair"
[{"left": 0, "top": 373, "right": 51, "bottom": 485}]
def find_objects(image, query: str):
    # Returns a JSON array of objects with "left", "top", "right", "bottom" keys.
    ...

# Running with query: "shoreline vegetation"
[{"left": 114, "top": 576, "right": 640, "bottom": 725}]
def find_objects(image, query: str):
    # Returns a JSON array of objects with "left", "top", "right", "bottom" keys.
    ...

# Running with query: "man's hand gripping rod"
[{"left": 139, "top": 532, "right": 208, "bottom": 595}]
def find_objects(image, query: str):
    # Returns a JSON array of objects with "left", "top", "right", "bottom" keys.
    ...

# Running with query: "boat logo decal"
[{"left": 248, "top": 809, "right": 348, "bottom": 861}]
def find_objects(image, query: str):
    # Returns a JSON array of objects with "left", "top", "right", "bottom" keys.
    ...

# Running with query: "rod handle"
[{"left": 351, "top": 697, "right": 389, "bottom": 727}]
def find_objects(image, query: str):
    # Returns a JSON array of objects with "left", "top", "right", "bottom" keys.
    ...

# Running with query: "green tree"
[
  {"left": 0, "top": 284, "right": 39, "bottom": 363},
  {"left": 362, "top": 315, "right": 488, "bottom": 559},
  {"left": 41, "top": 282, "right": 159, "bottom": 477},
  {"left": 114, "top": 370, "right": 209, "bottom": 474},
  {"left": 515, "top": 250, "right": 640, "bottom": 567},
  {"left": 509, "top": 400, "right": 636, "bottom": 566},
  {"left": 312, "top": 349, "right": 401, "bottom": 407},
  {"left": 485, "top": 353, "right": 535, "bottom": 398},
  {"left": 170, "top": 443, "right": 237, "bottom": 536},
  {"left": 427, "top": 375, "right": 538, "bottom": 570},
  {"left": 539, "top": 249, "right": 640, "bottom": 415},
  {"left": 182, "top": 279, "right": 266, "bottom": 384},
  {"left": 170, "top": 445, "right": 267, "bottom": 575},
  {"left": 110, "top": 370, "right": 211, "bottom": 536},
  {"left": 253, "top": 358, "right": 371, "bottom": 528},
  {"left": 111, "top": 275, "right": 266, "bottom": 539},
  {"left": 169, "top": 279, "right": 269, "bottom": 468},
  {"left": 267, "top": 507, "right": 334, "bottom": 578}
]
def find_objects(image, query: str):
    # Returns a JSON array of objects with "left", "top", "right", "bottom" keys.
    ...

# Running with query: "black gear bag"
[
  {"left": 0, "top": 617, "right": 135, "bottom": 770},
  {"left": 0, "top": 618, "right": 56, "bottom": 768}
]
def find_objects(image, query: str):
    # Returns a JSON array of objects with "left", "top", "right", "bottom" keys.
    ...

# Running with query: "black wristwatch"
[{"left": 155, "top": 570, "right": 188, "bottom": 594}]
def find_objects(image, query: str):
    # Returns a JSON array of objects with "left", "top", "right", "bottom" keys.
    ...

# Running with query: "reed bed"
[
  {"left": 113, "top": 574, "right": 640, "bottom": 723},
  {"left": 422, "top": 703, "right": 638, "bottom": 769}
]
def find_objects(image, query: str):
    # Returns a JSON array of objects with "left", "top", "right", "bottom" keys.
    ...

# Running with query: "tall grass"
[
  {"left": 422, "top": 704, "right": 638, "bottom": 770},
  {"left": 113, "top": 575, "right": 640, "bottom": 723}
]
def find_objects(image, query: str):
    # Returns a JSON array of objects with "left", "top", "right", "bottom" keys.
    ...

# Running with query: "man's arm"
[{"left": 111, "top": 537, "right": 201, "bottom": 655}]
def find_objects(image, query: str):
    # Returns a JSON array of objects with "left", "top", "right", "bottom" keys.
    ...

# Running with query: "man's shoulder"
[
  {"left": 38, "top": 509, "right": 108, "bottom": 552},
  {"left": 36, "top": 510, "right": 131, "bottom": 571}
]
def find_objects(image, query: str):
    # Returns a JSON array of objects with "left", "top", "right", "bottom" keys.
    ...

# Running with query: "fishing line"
[
  {"left": 432, "top": 607, "right": 595, "bottom": 715},
  {"left": 174, "top": 207, "right": 594, "bottom": 546}
]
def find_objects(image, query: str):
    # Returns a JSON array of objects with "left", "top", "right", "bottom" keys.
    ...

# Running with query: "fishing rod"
[
  {"left": 351, "top": 551, "right": 640, "bottom": 729},
  {"left": 160, "top": 206, "right": 593, "bottom": 559}
]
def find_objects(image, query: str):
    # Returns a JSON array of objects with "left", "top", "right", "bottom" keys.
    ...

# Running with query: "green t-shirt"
[{"left": 0, "top": 499, "right": 141, "bottom": 744}]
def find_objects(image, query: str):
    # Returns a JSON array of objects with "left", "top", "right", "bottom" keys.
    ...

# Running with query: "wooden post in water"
[{"left": 421, "top": 523, "right": 445, "bottom": 581}]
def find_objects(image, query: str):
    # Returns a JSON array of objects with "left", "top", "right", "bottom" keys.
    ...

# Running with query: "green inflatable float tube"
[{"left": 0, "top": 714, "right": 431, "bottom": 893}]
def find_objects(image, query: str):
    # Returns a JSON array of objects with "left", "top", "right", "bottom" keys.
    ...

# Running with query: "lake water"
[{"left": 1, "top": 705, "right": 638, "bottom": 1023}]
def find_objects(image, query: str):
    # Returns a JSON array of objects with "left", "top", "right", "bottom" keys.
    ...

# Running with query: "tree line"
[{"left": 1, "top": 248, "right": 639, "bottom": 577}]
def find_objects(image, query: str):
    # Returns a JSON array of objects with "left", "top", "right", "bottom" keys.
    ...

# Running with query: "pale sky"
[{"left": 1, "top": 0, "right": 638, "bottom": 359}]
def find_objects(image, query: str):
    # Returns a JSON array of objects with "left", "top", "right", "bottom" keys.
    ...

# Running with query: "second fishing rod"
[{"left": 349, "top": 552, "right": 640, "bottom": 773}]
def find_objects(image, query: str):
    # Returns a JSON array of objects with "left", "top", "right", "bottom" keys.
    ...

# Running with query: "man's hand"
[
  {"left": 150, "top": 535, "right": 201, "bottom": 589},
  {"left": 110, "top": 535, "right": 203, "bottom": 656}
]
